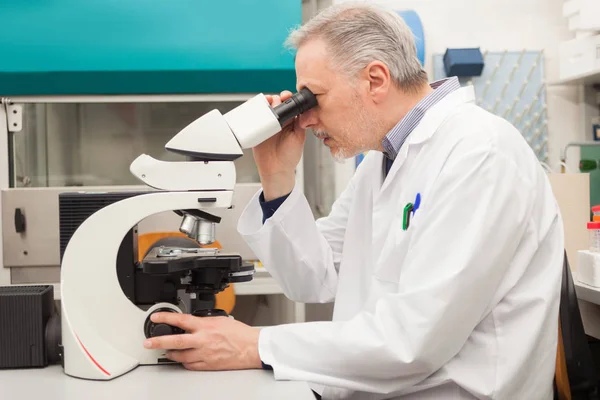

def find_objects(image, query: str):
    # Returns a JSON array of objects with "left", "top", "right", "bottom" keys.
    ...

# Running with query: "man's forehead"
[{"left": 295, "top": 39, "right": 331, "bottom": 92}]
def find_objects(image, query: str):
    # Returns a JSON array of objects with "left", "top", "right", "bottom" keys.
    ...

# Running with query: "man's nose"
[{"left": 298, "top": 109, "right": 318, "bottom": 129}]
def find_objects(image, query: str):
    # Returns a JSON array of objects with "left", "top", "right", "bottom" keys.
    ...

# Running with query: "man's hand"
[
  {"left": 143, "top": 313, "right": 262, "bottom": 371},
  {"left": 253, "top": 90, "right": 306, "bottom": 201}
]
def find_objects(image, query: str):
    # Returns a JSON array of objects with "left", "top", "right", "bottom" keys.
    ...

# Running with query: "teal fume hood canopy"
[{"left": 0, "top": 1, "right": 300, "bottom": 96}]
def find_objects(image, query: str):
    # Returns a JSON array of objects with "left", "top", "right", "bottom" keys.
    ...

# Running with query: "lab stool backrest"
[{"left": 556, "top": 250, "right": 600, "bottom": 399}]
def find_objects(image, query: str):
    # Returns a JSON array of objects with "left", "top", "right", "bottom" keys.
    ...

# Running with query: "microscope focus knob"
[
  {"left": 147, "top": 323, "right": 184, "bottom": 338},
  {"left": 144, "top": 308, "right": 185, "bottom": 338}
]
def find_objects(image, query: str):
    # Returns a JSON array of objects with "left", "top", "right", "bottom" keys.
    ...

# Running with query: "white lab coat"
[{"left": 237, "top": 86, "right": 564, "bottom": 400}]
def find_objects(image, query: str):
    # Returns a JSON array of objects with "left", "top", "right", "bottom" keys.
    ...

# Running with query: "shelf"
[{"left": 550, "top": 68, "right": 600, "bottom": 86}]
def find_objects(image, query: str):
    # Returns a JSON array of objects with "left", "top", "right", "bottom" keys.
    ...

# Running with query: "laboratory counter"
[{"left": 0, "top": 364, "right": 315, "bottom": 400}]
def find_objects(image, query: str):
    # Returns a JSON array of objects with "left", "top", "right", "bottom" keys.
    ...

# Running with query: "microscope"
[{"left": 58, "top": 89, "right": 317, "bottom": 380}]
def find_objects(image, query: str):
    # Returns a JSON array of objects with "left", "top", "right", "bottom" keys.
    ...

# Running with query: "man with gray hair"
[{"left": 144, "top": 3, "right": 564, "bottom": 399}]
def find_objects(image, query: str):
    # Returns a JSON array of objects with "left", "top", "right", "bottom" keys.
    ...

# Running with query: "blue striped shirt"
[{"left": 382, "top": 77, "right": 461, "bottom": 161}]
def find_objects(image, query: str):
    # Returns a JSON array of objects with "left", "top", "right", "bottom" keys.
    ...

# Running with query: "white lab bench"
[{"left": 0, "top": 364, "right": 314, "bottom": 400}]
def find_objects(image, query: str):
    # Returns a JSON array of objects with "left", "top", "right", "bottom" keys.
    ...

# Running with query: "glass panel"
[{"left": 12, "top": 101, "right": 260, "bottom": 187}]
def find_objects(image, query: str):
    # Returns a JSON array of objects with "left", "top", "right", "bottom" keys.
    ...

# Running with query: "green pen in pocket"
[{"left": 403, "top": 202, "right": 414, "bottom": 231}]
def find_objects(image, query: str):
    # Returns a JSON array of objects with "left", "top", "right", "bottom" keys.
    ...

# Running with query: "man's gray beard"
[
  {"left": 313, "top": 130, "right": 354, "bottom": 164},
  {"left": 331, "top": 149, "right": 350, "bottom": 164}
]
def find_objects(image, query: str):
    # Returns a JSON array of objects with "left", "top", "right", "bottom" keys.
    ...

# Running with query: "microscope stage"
[{"left": 141, "top": 246, "right": 254, "bottom": 282}]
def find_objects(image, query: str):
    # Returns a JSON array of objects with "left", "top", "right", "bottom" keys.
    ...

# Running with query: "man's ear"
[{"left": 364, "top": 61, "right": 391, "bottom": 103}]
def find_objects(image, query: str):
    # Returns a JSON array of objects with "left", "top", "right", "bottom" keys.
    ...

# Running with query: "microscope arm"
[{"left": 61, "top": 191, "right": 233, "bottom": 380}]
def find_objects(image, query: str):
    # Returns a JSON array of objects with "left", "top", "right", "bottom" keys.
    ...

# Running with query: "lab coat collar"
[
  {"left": 377, "top": 86, "right": 476, "bottom": 195},
  {"left": 405, "top": 85, "right": 475, "bottom": 146}
]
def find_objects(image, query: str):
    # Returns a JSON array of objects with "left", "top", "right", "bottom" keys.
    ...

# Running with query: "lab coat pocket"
[{"left": 372, "top": 220, "right": 412, "bottom": 284}]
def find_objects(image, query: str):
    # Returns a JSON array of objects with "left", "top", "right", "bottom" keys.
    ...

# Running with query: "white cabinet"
[
  {"left": 558, "top": 34, "right": 600, "bottom": 84},
  {"left": 563, "top": 0, "right": 600, "bottom": 33}
]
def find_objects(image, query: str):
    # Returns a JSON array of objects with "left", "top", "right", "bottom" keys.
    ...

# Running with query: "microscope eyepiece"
[{"left": 272, "top": 87, "right": 318, "bottom": 126}]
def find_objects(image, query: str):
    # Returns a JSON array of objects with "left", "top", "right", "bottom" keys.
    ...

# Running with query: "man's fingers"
[
  {"left": 144, "top": 333, "right": 195, "bottom": 350},
  {"left": 150, "top": 312, "right": 197, "bottom": 331},
  {"left": 280, "top": 90, "right": 293, "bottom": 100},
  {"left": 267, "top": 90, "right": 293, "bottom": 107},
  {"left": 270, "top": 95, "right": 282, "bottom": 107}
]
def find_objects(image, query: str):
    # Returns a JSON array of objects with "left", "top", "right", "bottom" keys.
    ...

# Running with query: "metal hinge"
[{"left": 1, "top": 97, "right": 22, "bottom": 133}]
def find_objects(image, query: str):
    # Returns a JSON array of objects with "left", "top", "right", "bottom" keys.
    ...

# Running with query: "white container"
[
  {"left": 558, "top": 34, "right": 600, "bottom": 81},
  {"left": 577, "top": 250, "right": 600, "bottom": 287}
]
